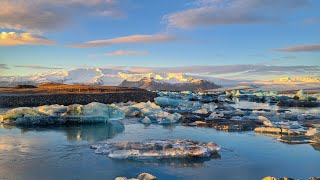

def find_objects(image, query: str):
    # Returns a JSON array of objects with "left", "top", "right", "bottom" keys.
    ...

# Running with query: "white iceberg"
[
  {"left": 0, "top": 102, "right": 125, "bottom": 126},
  {"left": 90, "top": 140, "right": 221, "bottom": 160},
  {"left": 113, "top": 101, "right": 181, "bottom": 124},
  {"left": 154, "top": 97, "right": 182, "bottom": 107}
]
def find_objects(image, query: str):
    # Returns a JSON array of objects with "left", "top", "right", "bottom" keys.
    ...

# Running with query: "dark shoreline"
[{"left": 0, "top": 91, "right": 158, "bottom": 108}]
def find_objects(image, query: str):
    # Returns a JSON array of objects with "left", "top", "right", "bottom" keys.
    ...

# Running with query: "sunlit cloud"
[
  {"left": 69, "top": 34, "right": 177, "bottom": 48},
  {"left": 163, "top": 0, "right": 310, "bottom": 29},
  {"left": 274, "top": 44, "right": 320, "bottom": 52},
  {"left": 0, "top": 32, "right": 55, "bottom": 46},
  {"left": 15, "top": 65, "right": 63, "bottom": 70},
  {"left": 89, "top": 50, "right": 148, "bottom": 58},
  {"left": 0, "top": 64, "right": 10, "bottom": 69},
  {"left": 0, "top": 0, "right": 124, "bottom": 32}
]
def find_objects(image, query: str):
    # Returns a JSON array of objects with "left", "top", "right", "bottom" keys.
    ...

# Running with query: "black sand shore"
[{"left": 0, "top": 84, "right": 158, "bottom": 107}]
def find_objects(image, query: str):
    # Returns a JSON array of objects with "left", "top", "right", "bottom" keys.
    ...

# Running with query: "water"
[{"left": 1, "top": 101, "right": 320, "bottom": 180}]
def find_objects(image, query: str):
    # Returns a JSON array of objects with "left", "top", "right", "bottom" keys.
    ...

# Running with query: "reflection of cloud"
[
  {"left": 0, "top": 0, "right": 124, "bottom": 32},
  {"left": 89, "top": 50, "right": 148, "bottom": 58},
  {"left": 163, "top": 0, "right": 310, "bottom": 29},
  {"left": 0, "top": 32, "right": 55, "bottom": 46},
  {"left": 69, "top": 34, "right": 177, "bottom": 48},
  {"left": 0, "top": 64, "right": 10, "bottom": 69},
  {"left": 274, "top": 44, "right": 320, "bottom": 52},
  {"left": 15, "top": 65, "right": 63, "bottom": 70}
]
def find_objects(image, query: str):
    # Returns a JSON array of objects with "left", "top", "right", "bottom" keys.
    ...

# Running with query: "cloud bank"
[
  {"left": 163, "top": 0, "right": 310, "bottom": 29},
  {"left": 0, "top": 32, "right": 55, "bottom": 46},
  {"left": 0, "top": 0, "right": 124, "bottom": 32}
]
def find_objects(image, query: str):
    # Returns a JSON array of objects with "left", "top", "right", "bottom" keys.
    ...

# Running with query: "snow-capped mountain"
[
  {"left": 120, "top": 77, "right": 221, "bottom": 91},
  {"left": 0, "top": 67, "right": 213, "bottom": 87},
  {"left": 1, "top": 65, "right": 319, "bottom": 90}
]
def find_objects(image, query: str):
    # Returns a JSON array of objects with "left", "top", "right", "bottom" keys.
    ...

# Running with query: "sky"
[{"left": 0, "top": 0, "right": 319, "bottom": 76}]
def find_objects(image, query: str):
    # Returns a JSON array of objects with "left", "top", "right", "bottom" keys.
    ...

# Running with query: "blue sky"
[{"left": 0, "top": 0, "right": 319, "bottom": 75}]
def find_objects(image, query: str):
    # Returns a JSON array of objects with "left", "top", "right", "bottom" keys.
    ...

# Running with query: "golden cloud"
[
  {"left": 69, "top": 34, "right": 177, "bottom": 48},
  {"left": 0, "top": 32, "right": 55, "bottom": 46},
  {"left": 89, "top": 50, "right": 148, "bottom": 57}
]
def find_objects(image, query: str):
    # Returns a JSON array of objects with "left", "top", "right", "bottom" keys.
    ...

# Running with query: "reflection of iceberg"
[
  {"left": 10, "top": 120, "right": 125, "bottom": 143},
  {"left": 90, "top": 140, "right": 220, "bottom": 161},
  {"left": 112, "top": 153, "right": 221, "bottom": 168},
  {"left": 64, "top": 121, "right": 125, "bottom": 142},
  {"left": 0, "top": 102, "right": 125, "bottom": 126}
]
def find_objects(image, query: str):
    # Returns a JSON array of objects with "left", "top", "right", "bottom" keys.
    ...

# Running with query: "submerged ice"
[{"left": 90, "top": 140, "right": 220, "bottom": 160}]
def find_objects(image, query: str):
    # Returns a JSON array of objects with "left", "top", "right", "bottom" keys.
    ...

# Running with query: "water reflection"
[
  {"left": 1, "top": 121, "right": 125, "bottom": 143},
  {"left": 310, "top": 143, "right": 320, "bottom": 152},
  {"left": 111, "top": 153, "right": 221, "bottom": 168}
]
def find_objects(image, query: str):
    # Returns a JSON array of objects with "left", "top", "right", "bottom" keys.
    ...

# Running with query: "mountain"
[
  {"left": 1, "top": 65, "right": 319, "bottom": 91},
  {"left": 120, "top": 77, "right": 221, "bottom": 91}
]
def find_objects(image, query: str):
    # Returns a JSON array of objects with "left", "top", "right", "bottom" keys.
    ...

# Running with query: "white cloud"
[
  {"left": 0, "top": 32, "right": 55, "bottom": 46},
  {"left": 163, "top": 0, "right": 310, "bottom": 29},
  {"left": 0, "top": 0, "right": 124, "bottom": 32}
]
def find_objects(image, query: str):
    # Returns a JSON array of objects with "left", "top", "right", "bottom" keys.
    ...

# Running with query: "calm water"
[{"left": 0, "top": 104, "right": 320, "bottom": 180}]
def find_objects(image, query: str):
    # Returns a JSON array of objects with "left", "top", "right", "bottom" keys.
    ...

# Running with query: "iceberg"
[
  {"left": 0, "top": 102, "right": 125, "bottom": 126},
  {"left": 140, "top": 116, "right": 151, "bottom": 124},
  {"left": 113, "top": 101, "right": 181, "bottom": 124},
  {"left": 90, "top": 140, "right": 220, "bottom": 160},
  {"left": 154, "top": 97, "right": 182, "bottom": 107}
]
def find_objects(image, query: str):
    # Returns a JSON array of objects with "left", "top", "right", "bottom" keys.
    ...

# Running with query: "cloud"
[
  {"left": 274, "top": 44, "right": 320, "bottom": 52},
  {"left": 15, "top": 65, "right": 63, "bottom": 70},
  {"left": 0, "top": 32, "right": 55, "bottom": 46},
  {"left": 0, "top": 64, "right": 10, "bottom": 69},
  {"left": 69, "top": 34, "right": 177, "bottom": 48},
  {"left": 0, "top": 0, "right": 124, "bottom": 32},
  {"left": 163, "top": 0, "right": 310, "bottom": 29},
  {"left": 90, "top": 50, "right": 148, "bottom": 58}
]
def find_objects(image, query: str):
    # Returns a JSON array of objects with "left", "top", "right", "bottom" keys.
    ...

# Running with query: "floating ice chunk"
[
  {"left": 115, "top": 172, "right": 157, "bottom": 180},
  {"left": 193, "top": 108, "right": 208, "bottom": 114},
  {"left": 0, "top": 107, "right": 44, "bottom": 124},
  {"left": 257, "top": 116, "right": 273, "bottom": 127},
  {"left": 253, "top": 91, "right": 264, "bottom": 97},
  {"left": 294, "top": 89, "right": 315, "bottom": 101},
  {"left": 306, "top": 128, "right": 317, "bottom": 136},
  {"left": 0, "top": 102, "right": 125, "bottom": 126},
  {"left": 114, "top": 101, "right": 181, "bottom": 124},
  {"left": 118, "top": 106, "right": 141, "bottom": 117},
  {"left": 273, "top": 121, "right": 302, "bottom": 129},
  {"left": 155, "top": 97, "right": 180, "bottom": 107},
  {"left": 225, "top": 90, "right": 235, "bottom": 97},
  {"left": 158, "top": 112, "right": 181, "bottom": 124},
  {"left": 230, "top": 116, "right": 243, "bottom": 121},
  {"left": 181, "top": 91, "right": 192, "bottom": 94},
  {"left": 141, "top": 116, "right": 151, "bottom": 124},
  {"left": 90, "top": 140, "right": 220, "bottom": 160},
  {"left": 36, "top": 105, "right": 67, "bottom": 116},
  {"left": 208, "top": 112, "right": 224, "bottom": 119}
]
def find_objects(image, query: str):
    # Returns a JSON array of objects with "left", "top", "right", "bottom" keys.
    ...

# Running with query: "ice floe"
[
  {"left": 0, "top": 102, "right": 125, "bottom": 126},
  {"left": 113, "top": 101, "right": 181, "bottom": 124},
  {"left": 90, "top": 140, "right": 220, "bottom": 160}
]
